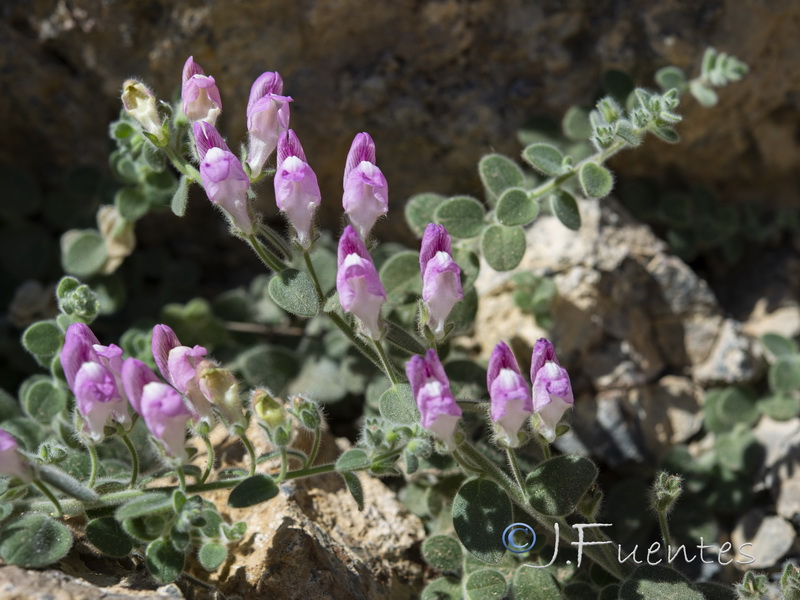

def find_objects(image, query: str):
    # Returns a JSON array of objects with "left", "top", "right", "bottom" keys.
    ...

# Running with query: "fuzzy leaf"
[
  {"left": 434, "top": 196, "right": 486, "bottom": 239},
  {"left": 452, "top": 478, "right": 512, "bottom": 564},
  {"left": 496, "top": 188, "right": 539, "bottom": 227},
  {"left": 379, "top": 384, "right": 420, "bottom": 424},
  {"left": 171, "top": 175, "right": 190, "bottom": 217},
  {"left": 481, "top": 225, "right": 526, "bottom": 272},
  {"left": 525, "top": 455, "right": 598, "bottom": 516},
  {"left": 550, "top": 190, "right": 581, "bottom": 231},
  {"left": 522, "top": 143, "right": 564, "bottom": 177},
  {"left": 405, "top": 193, "right": 446, "bottom": 237},
  {"left": 619, "top": 565, "right": 704, "bottom": 600},
  {"left": 380, "top": 251, "right": 422, "bottom": 306},
  {"left": 465, "top": 569, "right": 507, "bottom": 600},
  {"left": 227, "top": 475, "right": 279, "bottom": 508},
  {"left": 22, "top": 321, "right": 64, "bottom": 359},
  {"left": 579, "top": 163, "right": 613, "bottom": 198},
  {"left": 116, "top": 493, "right": 173, "bottom": 520},
  {"left": 336, "top": 449, "right": 372, "bottom": 472},
  {"left": 145, "top": 538, "right": 185, "bottom": 583},
  {"left": 86, "top": 517, "right": 133, "bottom": 558},
  {"left": 512, "top": 567, "right": 561, "bottom": 600},
  {"left": 422, "top": 534, "right": 463, "bottom": 573},
  {"left": 61, "top": 230, "right": 108, "bottom": 278},
  {"left": 478, "top": 154, "right": 525, "bottom": 206},
  {"left": 0, "top": 514, "right": 73, "bottom": 568},
  {"left": 198, "top": 542, "right": 228, "bottom": 571},
  {"left": 268, "top": 269, "right": 319, "bottom": 317},
  {"left": 341, "top": 471, "right": 364, "bottom": 511}
]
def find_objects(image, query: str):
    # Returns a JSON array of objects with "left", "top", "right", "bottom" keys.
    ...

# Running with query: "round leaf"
[
  {"left": 522, "top": 143, "right": 564, "bottom": 177},
  {"left": 434, "top": 196, "right": 486, "bottom": 239},
  {"left": 512, "top": 566, "right": 561, "bottom": 600},
  {"left": 452, "top": 478, "right": 513, "bottom": 564},
  {"left": 22, "top": 321, "right": 64, "bottom": 359},
  {"left": 769, "top": 356, "right": 800, "bottom": 394},
  {"left": 760, "top": 333, "right": 798, "bottom": 359},
  {"left": 0, "top": 514, "right": 73, "bottom": 568},
  {"left": 481, "top": 224, "right": 526, "bottom": 272},
  {"left": 578, "top": 162, "right": 613, "bottom": 198},
  {"left": 562, "top": 106, "right": 593, "bottom": 141},
  {"left": 758, "top": 394, "right": 800, "bottom": 421},
  {"left": 422, "top": 576, "right": 463, "bottom": 600},
  {"left": 465, "top": 569, "right": 507, "bottom": 600},
  {"left": 336, "top": 449, "right": 372, "bottom": 472},
  {"left": 86, "top": 516, "right": 133, "bottom": 558},
  {"left": 550, "top": 190, "right": 581, "bottom": 230},
  {"left": 478, "top": 154, "right": 525, "bottom": 205},
  {"left": 22, "top": 378, "right": 67, "bottom": 424},
  {"left": 655, "top": 66, "right": 687, "bottom": 92},
  {"left": 268, "top": 269, "right": 319, "bottom": 317},
  {"left": 619, "top": 565, "right": 704, "bottom": 600},
  {"left": 379, "top": 384, "right": 420, "bottom": 424},
  {"left": 496, "top": 188, "right": 539, "bottom": 227},
  {"left": 380, "top": 251, "right": 422, "bottom": 306},
  {"left": 227, "top": 474, "right": 279, "bottom": 508},
  {"left": 422, "top": 534, "right": 463, "bottom": 572},
  {"left": 525, "top": 455, "right": 598, "bottom": 516},
  {"left": 61, "top": 229, "right": 108, "bottom": 278},
  {"left": 198, "top": 542, "right": 228, "bottom": 571},
  {"left": 145, "top": 538, "right": 185, "bottom": 584},
  {"left": 405, "top": 193, "right": 446, "bottom": 237},
  {"left": 115, "top": 187, "right": 149, "bottom": 221}
]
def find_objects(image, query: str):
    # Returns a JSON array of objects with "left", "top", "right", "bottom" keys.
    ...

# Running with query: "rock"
[
  {"left": 777, "top": 477, "right": 800, "bottom": 521},
  {"left": 731, "top": 509, "right": 795, "bottom": 569},
  {"left": 0, "top": 565, "right": 183, "bottom": 600},
  {"left": 2, "top": 1, "right": 799, "bottom": 236},
  {"left": 693, "top": 318, "right": 762, "bottom": 385}
]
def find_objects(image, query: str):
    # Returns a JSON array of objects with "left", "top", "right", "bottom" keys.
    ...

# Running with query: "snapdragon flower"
[
  {"left": 60, "top": 323, "right": 130, "bottom": 441},
  {"left": 181, "top": 56, "right": 222, "bottom": 124},
  {"left": 121, "top": 79, "right": 164, "bottom": 143},
  {"left": 274, "top": 130, "right": 321, "bottom": 248},
  {"left": 151, "top": 324, "right": 214, "bottom": 423},
  {"left": 121, "top": 359, "right": 191, "bottom": 460},
  {"left": 0, "top": 429, "right": 32, "bottom": 481},
  {"left": 195, "top": 121, "right": 255, "bottom": 235},
  {"left": 336, "top": 225, "right": 386, "bottom": 339},
  {"left": 406, "top": 350, "right": 462, "bottom": 449},
  {"left": 420, "top": 223, "right": 463, "bottom": 339},
  {"left": 246, "top": 71, "right": 292, "bottom": 176},
  {"left": 530, "top": 338, "right": 574, "bottom": 443},
  {"left": 487, "top": 341, "right": 531, "bottom": 447},
  {"left": 342, "top": 132, "right": 388, "bottom": 239}
]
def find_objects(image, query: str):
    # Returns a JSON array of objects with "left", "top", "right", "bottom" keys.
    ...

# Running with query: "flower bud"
[
  {"left": 406, "top": 350, "right": 462, "bottom": 450},
  {"left": 195, "top": 122, "right": 255, "bottom": 235},
  {"left": 274, "top": 130, "right": 321, "bottom": 248},
  {"left": 121, "top": 79, "right": 165, "bottom": 143},
  {"left": 246, "top": 72, "right": 292, "bottom": 176},
  {"left": 651, "top": 471, "right": 682, "bottom": 514},
  {"left": 251, "top": 389, "right": 286, "bottom": 429},
  {"left": 0, "top": 429, "right": 32, "bottom": 481},
  {"left": 420, "top": 223, "right": 463, "bottom": 339},
  {"left": 336, "top": 225, "right": 386, "bottom": 340},
  {"left": 530, "top": 338, "right": 574, "bottom": 443},
  {"left": 181, "top": 57, "right": 222, "bottom": 125},
  {"left": 198, "top": 362, "right": 245, "bottom": 427},
  {"left": 487, "top": 341, "right": 531, "bottom": 447},
  {"left": 292, "top": 396, "right": 321, "bottom": 430},
  {"left": 342, "top": 132, "right": 388, "bottom": 239}
]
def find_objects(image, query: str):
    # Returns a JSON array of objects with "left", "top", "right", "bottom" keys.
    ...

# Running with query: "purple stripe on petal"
[
  {"left": 152, "top": 325, "right": 181, "bottom": 384},
  {"left": 343, "top": 132, "right": 376, "bottom": 186}
]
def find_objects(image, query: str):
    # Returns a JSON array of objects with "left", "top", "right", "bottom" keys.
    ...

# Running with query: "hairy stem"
[
  {"left": 33, "top": 480, "right": 63, "bottom": 518},
  {"left": 118, "top": 431, "right": 140, "bottom": 488},
  {"left": 87, "top": 444, "right": 99, "bottom": 488},
  {"left": 247, "top": 235, "right": 287, "bottom": 273},
  {"left": 306, "top": 428, "right": 322, "bottom": 468},
  {"left": 200, "top": 435, "right": 215, "bottom": 484},
  {"left": 373, "top": 339, "right": 399, "bottom": 385},
  {"left": 240, "top": 433, "right": 258, "bottom": 477}
]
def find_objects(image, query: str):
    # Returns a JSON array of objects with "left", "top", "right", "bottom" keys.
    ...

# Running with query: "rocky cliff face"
[{"left": 2, "top": 0, "right": 798, "bottom": 238}]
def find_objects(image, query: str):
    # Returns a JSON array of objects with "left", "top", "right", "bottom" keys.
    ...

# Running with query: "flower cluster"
[
  {"left": 406, "top": 338, "right": 573, "bottom": 449},
  {"left": 59, "top": 323, "right": 242, "bottom": 461}
]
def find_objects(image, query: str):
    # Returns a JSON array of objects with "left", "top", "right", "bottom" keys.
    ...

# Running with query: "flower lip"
[
  {"left": 194, "top": 121, "right": 230, "bottom": 160},
  {"left": 247, "top": 71, "right": 284, "bottom": 113}
]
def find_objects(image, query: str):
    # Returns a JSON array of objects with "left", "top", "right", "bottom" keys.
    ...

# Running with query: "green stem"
[
  {"left": 283, "top": 462, "right": 336, "bottom": 481},
  {"left": 200, "top": 435, "right": 215, "bottom": 484},
  {"left": 537, "top": 436, "right": 552, "bottom": 460},
  {"left": 306, "top": 428, "right": 321, "bottom": 468},
  {"left": 506, "top": 448, "right": 525, "bottom": 492},
  {"left": 240, "top": 433, "right": 257, "bottom": 477},
  {"left": 658, "top": 509, "right": 672, "bottom": 550},
  {"left": 326, "top": 311, "right": 384, "bottom": 373},
  {"left": 277, "top": 447, "right": 288, "bottom": 482},
  {"left": 247, "top": 235, "right": 287, "bottom": 273},
  {"left": 119, "top": 431, "right": 140, "bottom": 488},
  {"left": 163, "top": 146, "right": 201, "bottom": 183},
  {"left": 176, "top": 466, "right": 187, "bottom": 493},
  {"left": 257, "top": 448, "right": 307, "bottom": 466},
  {"left": 87, "top": 444, "right": 99, "bottom": 488},
  {"left": 372, "top": 339, "right": 399, "bottom": 385},
  {"left": 259, "top": 223, "right": 292, "bottom": 258},
  {"left": 303, "top": 250, "right": 326, "bottom": 302},
  {"left": 33, "top": 480, "right": 63, "bottom": 518}
]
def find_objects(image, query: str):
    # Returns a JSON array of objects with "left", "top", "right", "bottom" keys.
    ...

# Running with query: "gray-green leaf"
[
  {"left": 550, "top": 190, "right": 581, "bottom": 230},
  {"left": 522, "top": 143, "right": 565, "bottom": 177},
  {"left": 496, "top": 188, "right": 539, "bottom": 227},
  {"left": 452, "top": 478, "right": 512, "bottom": 564},
  {"left": 434, "top": 196, "right": 486, "bottom": 239},
  {"left": 578, "top": 162, "right": 613, "bottom": 198},
  {"left": 227, "top": 474, "right": 279, "bottom": 508},
  {"left": 0, "top": 514, "right": 73, "bottom": 568},
  {"left": 481, "top": 225, "right": 526, "bottom": 272},
  {"left": 268, "top": 269, "right": 319, "bottom": 318},
  {"left": 525, "top": 455, "right": 598, "bottom": 516}
]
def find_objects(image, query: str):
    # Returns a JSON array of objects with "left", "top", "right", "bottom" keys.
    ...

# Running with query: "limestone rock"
[{"left": 731, "top": 509, "right": 796, "bottom": 570}]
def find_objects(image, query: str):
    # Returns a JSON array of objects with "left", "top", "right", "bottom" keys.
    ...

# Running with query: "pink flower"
[
  {"left": 420, "top": 223, "right": 463, "bottom": 339},
  {"left": 151, "top": 324, "right": 214, "bottom": 422},
  {"left": 274, "top": 130, "right": 321, "bottom": 248},
  {"left": 195, "top": 122, "right": 255, "bottom": 235},
  {"left": 60, "top": 323, "right": 130, "bottom": 441},
  {"left": 336, "top": 225, "right": 386, "bottom": 339},
  {"left": 122, "top": 359, "right": 190, "bottom": 460},
  {"left": 0, "top": 429, "right": 32, "bottom": 481},
  {"left": 487, "top": 341, "right": 531, "bottom": 446},
  {"left": 530, "top": 338, "right": 574, "bottom": 443},
  {"left": 406, "top": 350, "right": 462, "bottom": 449},
  {"left": 342, "top": 132, "right": 388, "bottom": 239},
  {"left": 181, "top": 57, "right": 222, "bottom": 125},
  {"left": 246, "top": 72, "right": 292, "bottom": 176}
]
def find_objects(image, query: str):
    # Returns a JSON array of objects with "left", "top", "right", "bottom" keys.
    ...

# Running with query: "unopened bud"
[
  {"left": 272, "top": 424, "right": 291, "bottom": 448},
  {"left": 782, "top": 563, "right": 800, "bottom": 600},
  {"left": 198, "top": 362, "right": 244, "bottom": 427},
  {"left": 121, "top": 80, "right": 165, "bottom": 143},
  {"left": 651, "top": 471, "right": 682, "bottom": 514}
]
